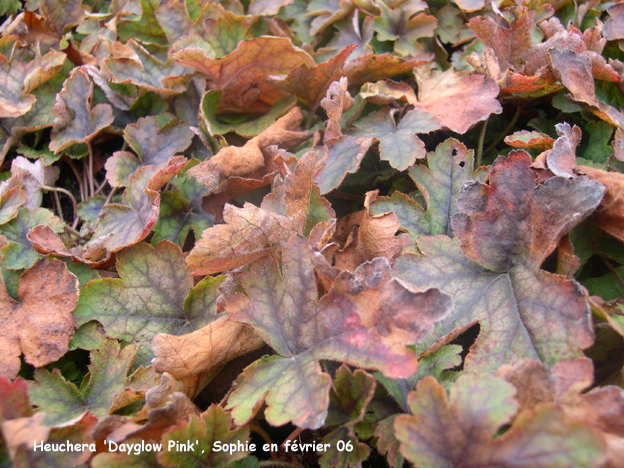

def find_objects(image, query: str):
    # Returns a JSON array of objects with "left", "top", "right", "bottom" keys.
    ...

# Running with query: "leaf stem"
[
  {"left": 476, "top": 119, "right": 488, "bottom": 168},
  {"left": 281, "top": 428, "right": 303, "bottom": 448},
  {"left": 52, "top": 191, "right": 64, "bottom": 222},
  {"left": 43, "top": 185, "right": 78, "bottom": 229},
  {"left": 599, "top": 255, "right": 624, "bottom": 291},
  {"left": 65, "top": 158, "right": 85, "bottom": 201},
  {"left": 104, "top": 187, "right": 117, "bottom": 206},
  {"left": 94, "top": 178, "right": 108, "bottom": 196},
  {"left": 64, "top": 223, "right": 82, "bottom": 238},
  {"left": 483, "top": 105, "right": 522, "bottom": 157},
  {"left": 248, "top": 422, "right": 278, "bottom": 460},
  {"left": 258, "top": 461, "right": 304, "bottom": 468},
  {"left": 86, "top": 141, "right": 95, "bottom": 198}
]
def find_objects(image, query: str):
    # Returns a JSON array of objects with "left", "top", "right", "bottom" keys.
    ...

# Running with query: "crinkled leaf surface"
[
  {"left": 371, "top": 138, "right": 485, "bottom": 238},
  {"left": 0, "top": 257, "right": 78, "bottom": 379},
  {"left": 74, "top": 241, "right": 222, "bottom": 365},
  {"left": 49, "top": 67, "right": 114, "bottom": 153},
  {"left": 394, "top": 374, "right": 604, "bottom": 468},
  {"left": 374, "top": 1, "right": 437, "bottom": 56},
  {"left": 393, "top": 151, "right": 604, "bottom": 373},
  {"left": 29, "top": 339, "right": 155, "bottom": 426},
  {"left": 225, "top": 235, "right": 451, "bottom": 429}
]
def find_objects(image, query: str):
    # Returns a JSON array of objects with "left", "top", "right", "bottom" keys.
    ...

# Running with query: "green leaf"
[
  {"left": 374, "top": 1, "right": 437, "bottom": 56},
  {"left": 73, "top": 241, "right": 224, "bottom": 365},
  {"left": 29, "top": 339, "right": 156, "bottom": 426},
  {"left": 49, "top": 68, "right": 114, "bottom": 154},
  {"left": 0, "top": 47, "right": 66, "bottom": 119},
  {"left": 319, "top": 426, "right": 370, "bottom": 468},
  {"left": 393, "top": 152, "right": 604, "bottom": 373},
  {"left": 325, "top": 365, "right": 376, "bottom": 426},
  {"left": 152, "top": 167, "right": 214, "bottom": 247},
  {"left": 157, "top": 405, "right": 250, "bottom": 468},
  {"left": 376, "top": 344, "right": 462, "bottom": 412},
  {"left": 225, "top": 235, "right": 451, "bottom": 428},
  {"left": 352, "top": 108, "right": 440, "bottom": 171},
  {"left": 88, "top": 159, "right": 186, "bottom": 255},
  {"left": 314, "top": 136, "right": 374, "bottom": 194},
  {"left": 372, "top": 138, "right": 485, "bottom": 240},
  {"left": 105, "top": 116, "right": 193, "bottom": 187},
  {"left": 0, "top": 207, "right": 63, "bottom": 270},
  {"left": 395, "top": 375, "right": 604, "bottom": 467}
]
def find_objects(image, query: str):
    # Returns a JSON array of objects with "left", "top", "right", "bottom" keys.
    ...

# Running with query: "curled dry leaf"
[
  {"left": 334, "top": 190, "right": 403, "bottom": 272},
  {"left": 224, "top": 235, "right": 451, "bottom": 429},
  {"left": 394, "top": 374, "right": 604, "bottom": 468},
  {"left": 5, "top": 412, "right": 97, "bottom": 468},
  {"left": 0, "top": 257, "right": 78, "bottom": 379},
  {"left": 187, "top": 106, "right": 312, "bottom": 192},
  {"left": 321, "top": 76, "right": 354, "bottom": 141},
  {"left": 187, "top": 150, "right": 323, "bottom": 275},
  {"left": 394, "top": 151, "right": 604, "bottom": 373},
  {"left": 269, "top": 44, "right": 357, "bottom": 115},
  {"left": 505, "top": 130, "right": 556, "bottom": 150},
  {"left": 152, "top": 315, "right": 265, "bottom": 399},
  {"left": 10, "top": 156, "right": 59, "bottom": 209}
]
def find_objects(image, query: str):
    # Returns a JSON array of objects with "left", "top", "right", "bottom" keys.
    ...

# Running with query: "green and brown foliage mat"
[{"left": 2, "top": 0, "right": 624, "bottom": 466}]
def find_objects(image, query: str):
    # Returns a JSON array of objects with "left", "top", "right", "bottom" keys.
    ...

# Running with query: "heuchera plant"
[{"left": 1, "top": 0, "right": 624, "bottom": 467}]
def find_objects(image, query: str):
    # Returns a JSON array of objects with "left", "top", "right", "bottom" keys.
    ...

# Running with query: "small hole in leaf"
[
  {"left": 452, "top": 149, "right": 458, "bottom": 156},
  {"left": 459, "top": 161, "right": 465, "bottom": 168}
]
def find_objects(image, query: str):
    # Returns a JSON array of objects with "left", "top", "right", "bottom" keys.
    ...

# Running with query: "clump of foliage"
[{"left": 1, "top": 0, "right": 624, "bottom": 467}]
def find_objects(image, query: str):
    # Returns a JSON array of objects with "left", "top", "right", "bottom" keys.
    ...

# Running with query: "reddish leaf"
[
  {"left": 174, "top": 36, "right": 315, "bottom": 113},
  {"left": 411, "top": 66, "right": 502, "bottom": 134},
  {"left": 505, "top": 130, "right": 555, "bottom": 150},
  {"left": 273, "top": 44, "right": 356, "bottom": 112},
  {"left": 393, "top": 152, "right": 604, "bottom": 372},
  {"left": 224, "top": 235, "right": 451, "bottom": 428},
  {"left": 187, "top": 151, "right": 322, "bottom": 275}
]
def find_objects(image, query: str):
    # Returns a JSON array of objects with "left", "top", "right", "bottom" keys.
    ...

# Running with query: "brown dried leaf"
[
  {"left": 412, "top": 66, "right": 502, "bottom": 133},
  {"left": 174, "top": 36, "right": 315, "bottom": 113},
  {"left": 187, "top": 151, "right": 319, "bottom": 275},
  {"left": 152, "top": 315, "right": 265, "bottom": 398},
  {"left": 321, "top": 76, "right": 354, "bottom": 141},
  {"left": 269, "top": 44, "right": 356, "bottom": 114},
  {"left": 0, "top": 258, "right": 78, "bottom": 379},
  {"left": 187, "top": 107, "right": 311, "bottom": 192}
]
